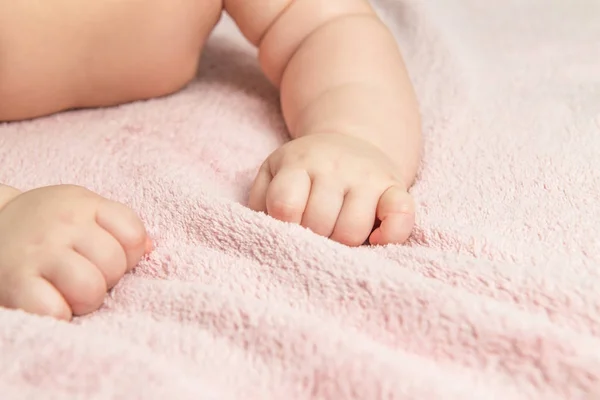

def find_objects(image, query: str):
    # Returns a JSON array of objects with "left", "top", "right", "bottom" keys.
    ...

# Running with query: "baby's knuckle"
[
  {"left": 122, "top": 225, "right": 147, "bottom": 251},
  {"left": 38, "top": 298, "right": 71, "bottom": 321},
  {"left": 269, "top": 201, "right": 301, "bottom": 219},
  {"left": 129, "top": 220, "right": 147, "bottom": 242},
  {"left": 334, "top": 229, "right": 365, "bottom": 247},
  {"left": 117, "top": 208, "right": 147, "bottom": 249},
  {"left": 307, "top": 222, "right": 331, "bottom": 237},
  {"left": 105, "top": 241, "right": 129, "bottom": 266},
  {"left": 73, "top": 273, "right": 107, "bottom": 310}
]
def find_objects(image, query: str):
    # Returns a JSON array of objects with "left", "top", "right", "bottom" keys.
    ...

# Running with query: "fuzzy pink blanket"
[{"left": 1, "top": 0, "right": 599, "bottom": 398}]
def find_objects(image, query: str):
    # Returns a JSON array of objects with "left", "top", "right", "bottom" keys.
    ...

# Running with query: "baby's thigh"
[{"left": 0, "top": 0, "right": 222, "bottom": 121}]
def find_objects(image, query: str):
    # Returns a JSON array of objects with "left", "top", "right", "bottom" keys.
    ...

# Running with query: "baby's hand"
[
  {"left": 248, "top": 134, "right": 415, "bottom": 246},
  {"left": 0, "top": 185, "right": 150, "bottom": 320}
]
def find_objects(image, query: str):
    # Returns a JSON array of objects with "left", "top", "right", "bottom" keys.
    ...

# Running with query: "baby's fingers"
[
  {"left": 95, "top": 200, "right": 149, "bottom": 270},
  {"left": 330, "top": 188, "right": 378, "bottom": 247},
  {"left": 266, "top": 168, "right": 311, "bottom": 224},
  {"left": 370, "top": 185, "right": 415, "bottom": 245},
  {"left": 301, "top": 178, "right": 344, "bottom": 238},
  {"left": 43, "top": 251, "right": 107, "bottom": 317},
  {"left": 248, "top": 162, "right": 272, "bottom": 213},
  {"left": 0, "top": 275, "right": 71, "bottom": 320}
]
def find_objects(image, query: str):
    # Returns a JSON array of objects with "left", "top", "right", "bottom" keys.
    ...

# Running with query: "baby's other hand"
[
  {"left": 0, "top": 185, "right": 150, "bottom": 320},
  {"left": 248, "top": 134, "right": 415, "bottom": 246}
]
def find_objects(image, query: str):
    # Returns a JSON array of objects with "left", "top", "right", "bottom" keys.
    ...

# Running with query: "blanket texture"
[{"left": 1, "top": 0, "right": 599, "bottom": 398}]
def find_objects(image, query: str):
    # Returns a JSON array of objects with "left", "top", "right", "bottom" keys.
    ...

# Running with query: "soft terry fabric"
[{"left": 0, "top": 0, "right": 599, "bottom": 398}]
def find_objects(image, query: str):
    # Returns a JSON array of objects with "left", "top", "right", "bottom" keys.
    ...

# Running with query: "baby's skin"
[{"left": 0, "top": 0, "right": 421, "bottom": 319}]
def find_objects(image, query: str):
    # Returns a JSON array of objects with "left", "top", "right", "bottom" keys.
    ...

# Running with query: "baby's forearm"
[
  {"left": 232, "top": 0, "right": 421, "bottom": 187},
  {"left": 227, "top": 0, "right": 421, "bottom": 184},
  {"left": 281, "top": 13, "right": 421, "bottom": 183}
]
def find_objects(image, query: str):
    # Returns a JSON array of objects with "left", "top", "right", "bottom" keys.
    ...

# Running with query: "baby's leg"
[{"left": 0, "top": 0, "right": 222, "bottom": 121}]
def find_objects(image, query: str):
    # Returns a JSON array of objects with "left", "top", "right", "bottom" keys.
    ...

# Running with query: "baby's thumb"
[{"left": 370, "top": 185, "right": 415, "bottom": 245}]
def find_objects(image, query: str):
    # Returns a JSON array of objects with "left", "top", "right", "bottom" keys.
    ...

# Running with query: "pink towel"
[{"left": 1, "top": 0, "right": 599, "bottom": 398}]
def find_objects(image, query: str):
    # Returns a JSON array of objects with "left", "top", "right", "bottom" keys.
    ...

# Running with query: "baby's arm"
[
  {"left": 226, "top": 0, "right": 421, "bottom": 183},
  {"left": 227, "top": 0, "right": 421, "bottom": 245}
]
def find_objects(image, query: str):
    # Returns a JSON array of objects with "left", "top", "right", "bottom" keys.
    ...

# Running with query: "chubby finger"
[
  {"left": 330, "top": 187, "right": 379, "bottom": 247},
  {"left": 247, "top": 162, "right": 272, "bottom": 213},
  {"left": 301, "top": 178, "right": 344, "bottom": 237},
  {"left": 369, "top": 185, "right": 415, "bottom": 245},
  {"left": 95, "top": 200, "right": 148, "bottom": 270},
  {"left": 73, "top": 226, "right": 128, "bottom": 289},
  {"left": 266, "top": 168, "right": 311, "bottom": 224},
  {"left": 0, "top": 275, "right": 72, "bottom": 321},
  {"left": 42, "top": 251, "right": 107, "bottom": 317}
]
